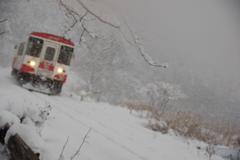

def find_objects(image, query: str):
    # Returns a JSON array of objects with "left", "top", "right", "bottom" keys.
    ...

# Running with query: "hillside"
[
  {"left": 1, "top": 0, "right": 240, "bottom": 126},
  {"left": 0, "top": 0, "right": 240, "bottom": 159},
  {"left": 0, "top": 67, "right": 226, "bottom": 160}
]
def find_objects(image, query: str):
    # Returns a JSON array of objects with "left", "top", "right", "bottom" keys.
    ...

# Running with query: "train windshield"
[
  {"left": 57, "top": 45, "right": 73, "bottom": 66},
  {"left": 25, "top": 37, "right": 43, "bottom": 57}
]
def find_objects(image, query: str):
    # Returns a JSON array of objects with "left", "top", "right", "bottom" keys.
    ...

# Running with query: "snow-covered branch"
[
  {"left": 56, "top": 0, "right": 81, "bottom": 36},
  {"left": 120, "top": 14, "right": 168, "bottom": 68},
  {"left": 56, "top": 0, "right": 168, "bottom": 68},
  {"left": 56, "top": 0, "right": 103, "bottom": 41},
  {"left": 70, "top": 128, "right": 91, "bottom": 160},
  {"left": 75, "top": 0, "right": 120, "bottom": 29},
  {"left": 0, "top": 19, "right": 7, "bottom": 35},
  {"left": 58, "top": 136, "right": 69, "bottom": 160},
  {"left": 0, "top": 19, "right": 7, "bottom": 23}
]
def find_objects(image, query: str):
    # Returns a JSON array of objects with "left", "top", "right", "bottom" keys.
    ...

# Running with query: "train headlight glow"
[
  {"left": 57, "top": 68, "right": 63, "bottom": 73},
  {"left": 29, "top": 61, "right": 36, "bottom": 66}
]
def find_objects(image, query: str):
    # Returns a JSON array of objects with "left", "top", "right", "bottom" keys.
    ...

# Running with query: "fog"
[
  {"left": 97, "top": 0, "right": 240, "bottom": 122},
  {"left": 101, "top": 0, "right": 240, "bottom": 87},
  {"left": 1, "top": 0, "right": 239, "bottom": 125}
]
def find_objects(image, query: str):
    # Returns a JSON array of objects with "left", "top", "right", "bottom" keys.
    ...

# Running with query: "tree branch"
[
  {"left": 80, "top": 11, "right": 88, "bottom": 22},
  {"left": 70, "top": 128, "right": 91, "bottom": 160},
  {"left": 58, "top": 136, "right": 69, "bottom": 160},
  {"left": 75, "top": 0, "right": 119, "bottom": 28},
  {"left": 119, "top": 26, "right": 135, "bottom": 46},
  {"left": 0, "top": 19, "right": 7, "bottom": 35},
  {"left": 56, "top": 0, "right": 101, "bottom": 41},
  {"left": 0, "top": 19, "right": 7, "bottom": 23},
  {"left": 56, "top": 0, "right": 168, "bottom": 68},
  {"left": 120, "top": 14, "right": 168, "bottom": 68},
  {"left": 56, "top": 0, "right": 81, "bottom": 36},
  {"left": 79, "top": 28, "right": 86, "bottom": 43}
]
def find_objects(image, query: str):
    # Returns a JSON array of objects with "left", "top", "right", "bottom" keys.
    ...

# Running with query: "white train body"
[{"left": 12, "top": 32, "right": 75, "bottom": 94}]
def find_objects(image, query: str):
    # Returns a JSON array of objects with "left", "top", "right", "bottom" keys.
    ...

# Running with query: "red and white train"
[{"left": 12, "top": 32, "right": 75, "bottom": 95}]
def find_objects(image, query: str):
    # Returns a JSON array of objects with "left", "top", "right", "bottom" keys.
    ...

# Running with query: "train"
[{"left": 11, "top": 32, "right": 75, "bottom": 95}]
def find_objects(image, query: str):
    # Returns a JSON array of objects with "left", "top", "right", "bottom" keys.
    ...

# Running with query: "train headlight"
[
  {"left": 57, "top": 68, "right": 63, "bottom": 73},
  {"left": 29, "top": 61, "right": 36, "bottom": 66}
]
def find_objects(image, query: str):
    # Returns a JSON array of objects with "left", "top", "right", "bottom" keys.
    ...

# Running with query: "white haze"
[
  {"left": 96, "top": 0, "right": 240, "bottom": 123},
  {"left": 98, "top": 0, "right": 240, "bottom": 94},
  {"left": 0, "top": 0, "right": 240, "bottom": 126}
]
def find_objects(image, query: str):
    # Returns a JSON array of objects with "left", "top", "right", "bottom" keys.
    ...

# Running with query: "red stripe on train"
[
  {"left": 39, "top": 61, "right": 54, "bottom": 71},
  {"left": 20, "top": 64, "right": 35, "bottom": 73},
  {"left": 31, "top": 32, "right": 74, "bottom": 46},
  {"left": 54, "top": 74, "right": 67, "bottom": 83}
]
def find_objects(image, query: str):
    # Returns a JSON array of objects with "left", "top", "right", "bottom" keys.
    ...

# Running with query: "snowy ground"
[{"left": 0, "top": 67, "right": 226, "bottom": 160}]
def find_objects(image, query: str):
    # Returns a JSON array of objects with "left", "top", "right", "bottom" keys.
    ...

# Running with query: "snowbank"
[
  {"left": 0, "top": 110, "right": 20, "bottom": 128},
  {"left": 4, "top": 124, "right": 45, "bottom": 155},
  {"left": 0, "top": 67, "right": 228, "bottom": 160}
]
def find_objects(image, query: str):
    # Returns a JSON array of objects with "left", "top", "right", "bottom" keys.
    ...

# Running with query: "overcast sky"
[{"left": 96, "top": 0, "right": 240, "bottom": 93}]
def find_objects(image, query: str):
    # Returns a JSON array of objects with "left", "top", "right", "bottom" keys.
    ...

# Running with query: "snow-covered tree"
[
  {"left": 54, "top": 0, "right": 170, "bottom": 103},
  {"left": 142, "top": 82, "right": 186, "bottom": 117},
  {"left": 72, "top": 32, "right": 130, "bottom": 102}
]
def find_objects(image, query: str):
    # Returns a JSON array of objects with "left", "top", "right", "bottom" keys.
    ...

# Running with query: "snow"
[
  {"left": 1, "top": 0, "right": 240, "bottom": 127},
  {"left": 22, "top": 82, "right": 52, "bottom": 95},
  {"left": 0, "top": 67, "right": 228, "bottom": 160},
  {"left": 4, "top": 124, "right": 45, "bottom": 155},
  {"left": 0, "top": 110, "right": 20, "bottom": 128},
  {"left": 214, "top": 146, "right": 240, "bottom": 160}
]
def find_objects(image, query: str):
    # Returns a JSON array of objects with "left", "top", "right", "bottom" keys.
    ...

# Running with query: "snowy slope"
[
  {"left": 1, "top": 0, "right": 240, "bottom": 128},
  {"left": 0, "top": 67, "right": 224, "bottom": 160}
]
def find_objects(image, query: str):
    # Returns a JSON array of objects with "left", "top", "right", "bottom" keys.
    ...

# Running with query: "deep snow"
[{"left": 0, "top": 67, "right": 227, "bottom": 160}]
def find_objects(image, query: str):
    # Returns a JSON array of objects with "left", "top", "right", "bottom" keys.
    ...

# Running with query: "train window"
[
  {"left": 57, "top": 46, "right": 73, "bottom": 66},
  {"left": 44, "top": 47, "right": 55, "bottom": 61},
  {"left": 25, "top": 37, "right": 43, "bottom": 57},
  {"left": 17, "top": 43, "right": 24, "bottom": 56}
]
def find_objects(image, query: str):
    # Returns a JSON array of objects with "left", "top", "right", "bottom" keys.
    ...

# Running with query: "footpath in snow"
[{"left": 0, "top": 67, "right": 226, "bottom": 160}]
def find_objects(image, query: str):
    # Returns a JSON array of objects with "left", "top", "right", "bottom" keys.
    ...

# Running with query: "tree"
[
  {"left": 72, "top": 33, "right": 130, "bottom": 102},
  {"left": 142, "top": 82, "right": 186, "bottom": 117},
  {"left": 55, "top": 0, "right": 168, "bottom": 68}
]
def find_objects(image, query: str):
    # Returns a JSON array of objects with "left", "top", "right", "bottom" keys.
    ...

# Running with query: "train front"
[{"left": 16, "top": 32, "right": 75, "bottom": 95}]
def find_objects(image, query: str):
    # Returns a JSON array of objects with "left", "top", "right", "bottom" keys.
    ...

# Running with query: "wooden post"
[
  {"left": 0, "top": 123, "right": 40, "bottom": 160},
  {"left": 7, "top": 133, "right": 40, "bottom": 160}
]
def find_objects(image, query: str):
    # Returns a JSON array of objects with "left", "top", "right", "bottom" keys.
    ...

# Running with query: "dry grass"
[
  {"left": 121, "top": 100, "right": 154, "bottom": 112},
  {"left": 120, "top": 100, "right": 240, "bottom": 148}
]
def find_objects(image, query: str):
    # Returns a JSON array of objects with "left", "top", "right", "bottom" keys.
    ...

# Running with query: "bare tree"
[
  {"left": 143, "top": 82, "right": 186, "bottom": 117},
  {"left": 73, "top": 33, "right": 129, "bottom": 102},
  {"left": 0, "top": 19, "right": 7, "bottom": 35},
  {"left": 55, "top": 0, "right": 168, "bottom": 68}
]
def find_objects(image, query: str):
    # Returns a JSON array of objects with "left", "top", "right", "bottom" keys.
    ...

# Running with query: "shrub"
[{"left": 121, "top": 100, "right": 240, "bottom": 148}]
